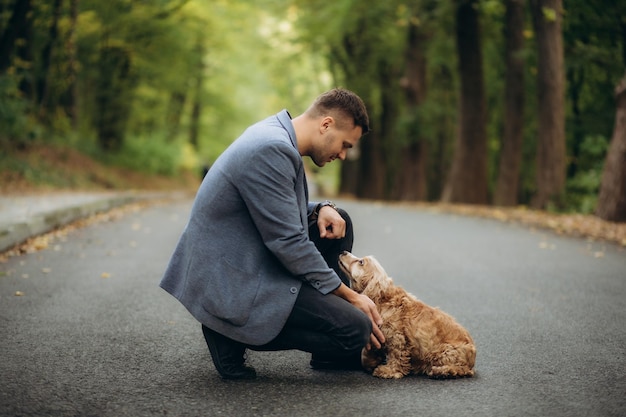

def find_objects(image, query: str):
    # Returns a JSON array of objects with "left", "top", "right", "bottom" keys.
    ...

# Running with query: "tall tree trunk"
[
  {"left": 0, "top": 0, "right": 32, "bottom": 73},
  {"left": 95, "top": 45, "right": 132, "bottom": 151},
  {"left": 596, "top": 74, "right": 626, "bottom": 222},
  {"left": 494, "top": 0, "right": 526, "bottom": 206},
  {"left": 394, "top": 23, "right": 428, "bottom": 201},
  {"left": 166, "top": 91, "right": 186, "bottom": 141},
  {"left": 530, "top": 0, "right": 566, "bottom": 209},
  {"left": 442, "top": 0, "right": 488, "bottom": 204},
  {"left": 188, "top": 40, "right": 205, "bottom": 149},
  {"left": 189, "top": 91, "right": 201, "bottom": 149},
  {"left": 357, "top": 128, "right": 387, "bottom": 199},
  {"left": 64, "top": 0, "right": 79, "bottom": 128},
  {"left": 333, "top": 36, "right": 387, "bottom": 200},
  {"left": 16, "top": 1, "right": 34, "bottom": 101},
  {"left": 375, "top": 64, "right": 400, "bottom": 200},
  {"left": 38, "top": 0, "right": 63, "bottom": 115}
]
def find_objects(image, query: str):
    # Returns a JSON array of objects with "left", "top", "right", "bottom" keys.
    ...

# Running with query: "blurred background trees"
[{"left": 0, "top": 0, "right": 624, "bottom": 220}]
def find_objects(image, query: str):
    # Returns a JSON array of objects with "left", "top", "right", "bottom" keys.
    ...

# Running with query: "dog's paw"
[
  {"left": 427, "top": 365, "right": 474, "bottom": 379},
  {"left": 372, "top": 365, "right": 406, "bottom": 379}
]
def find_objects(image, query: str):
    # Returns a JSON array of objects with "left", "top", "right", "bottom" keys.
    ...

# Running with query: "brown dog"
[{"left": 339, "top": 251, "right": 476, "bottom": 379}]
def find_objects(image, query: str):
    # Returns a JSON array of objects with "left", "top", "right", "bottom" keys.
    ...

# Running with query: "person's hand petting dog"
[{"left": 332, "top": 282, "right": 386, "bottom": 350}]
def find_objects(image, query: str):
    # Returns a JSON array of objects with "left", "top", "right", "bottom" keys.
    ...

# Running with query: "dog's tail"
[{"left": 426, "top": 342, "right": 476, "bottom": 379}]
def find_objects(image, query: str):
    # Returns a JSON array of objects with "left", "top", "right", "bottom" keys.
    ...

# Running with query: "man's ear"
[{"left": 320, "top": 116, "right": 334, "bottom": 133}]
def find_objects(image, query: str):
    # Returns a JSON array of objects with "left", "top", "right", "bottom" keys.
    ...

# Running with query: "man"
[{"left": 160, "top": 88, "right": 385, "bottom": 380}]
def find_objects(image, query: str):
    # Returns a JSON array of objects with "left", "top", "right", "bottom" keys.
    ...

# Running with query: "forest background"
[{"left": 1, "top": 0, "right": 625, "bottom": 223}]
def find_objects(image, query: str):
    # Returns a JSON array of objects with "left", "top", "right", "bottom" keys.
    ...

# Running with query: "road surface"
[{"left": 1, "top": 198, "right": 625, "bottom": 416}]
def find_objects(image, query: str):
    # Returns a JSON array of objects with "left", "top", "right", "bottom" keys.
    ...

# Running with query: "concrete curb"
[{"left": 0, "top": 194, "right": 138, "bottom": 253}]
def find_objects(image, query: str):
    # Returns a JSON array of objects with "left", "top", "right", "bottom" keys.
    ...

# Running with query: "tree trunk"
[
  {"left": 494, "top": 0, "right": 526, "bottom": 206},
  {"left": 339, "top": 153, "right": 359, "bottom": 197},
  {"left": 189, "top": 91, "right": 201, "bottom": 149},
  {"left": 529, "top": 0, "right": 566, "bottom": 209},
  {"left": 596, "top": 74, "right": 626, "bottom": 222},
  {"left": 442, "top": 0, "right": 488, "bottom": 204},
  {"left": 357, "top": 127, "right": 387, "bottom": 199},
  {"left": 95, "top": 45, "right": 132, "bottom": 151},
  {"left": 334, "top": 44, "right": 387, "bottom": 199},
  {"left": 188, "top": 40, "right": 205, "bottom": 149},
  {"left": 64, "top": 0, "right": 79, "bottom": 128},
  {"left": 0, "top": 0, "right": 32, "bottom": 73},
  {"left": 166, "top": 91, "right": 186, "bottom": 141},
  {"left": 377, "top": 69, "right": 401, "bottom": 200},
  {"left": 16, "top": 1, "right": 34, "bottom": 101},
  {"left": 394, "top": 22, "right": 428, "bottom": 201},
  {"left": 38, "top": 0, "right": 63, "bottom": 115}
]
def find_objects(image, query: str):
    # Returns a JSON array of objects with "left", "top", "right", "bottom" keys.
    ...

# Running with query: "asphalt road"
[{"left": 1, "top": 198, "right": 625, "bottom": 417}]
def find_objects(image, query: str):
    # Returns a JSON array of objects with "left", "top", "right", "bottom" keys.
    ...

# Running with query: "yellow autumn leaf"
[
  {"left": 101, "top": 272, "right": 111, "bottom": 279},
  {"left": 14, "top": 291, "right": 24, "bottom": 296}
]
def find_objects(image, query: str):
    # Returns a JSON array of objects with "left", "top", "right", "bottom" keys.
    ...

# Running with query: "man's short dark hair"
[{"left": 307, "top": 88, "right": 370, "bottom": 135}]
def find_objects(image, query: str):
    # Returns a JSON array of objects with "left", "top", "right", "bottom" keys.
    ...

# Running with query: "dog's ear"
[{"left": 361, "top": 257, "right": 392, "bottom": 301}]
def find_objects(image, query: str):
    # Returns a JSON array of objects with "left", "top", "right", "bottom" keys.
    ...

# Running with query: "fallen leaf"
[
  {"left": 42, "top": 267, "right": 51, "bottom": 273},
  {"left": 101, "top": 272, "right": 111, "bottom": 279},
  {"left": 14, "top": 291, "right": 24, "bottom": 296},
  {"left": 31, "top": 236, "right": 49, "bottom": 251}
]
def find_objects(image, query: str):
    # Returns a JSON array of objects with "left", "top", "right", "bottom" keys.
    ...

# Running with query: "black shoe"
[
  {"left": 202, "top": 325, "right": 257, "bottom": 380},
  {"left": 310, "top": 353, "right": 363, "bottom": 371}
]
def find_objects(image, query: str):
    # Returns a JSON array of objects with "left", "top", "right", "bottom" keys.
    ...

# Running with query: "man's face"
[{"left": 311, "top": 118, "right": 362, "bottom": 167}]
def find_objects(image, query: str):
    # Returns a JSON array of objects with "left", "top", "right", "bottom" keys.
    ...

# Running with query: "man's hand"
[
  {"left": 333, "top": 283, "right": 385, "bottom": 350},
  {"left": 317, "top": 206, "right": 346, "bottom": 239}
]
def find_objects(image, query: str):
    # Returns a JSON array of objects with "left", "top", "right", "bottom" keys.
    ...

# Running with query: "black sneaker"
[{"left": 202, "top": 325, "right": 257, "bottom": 380}]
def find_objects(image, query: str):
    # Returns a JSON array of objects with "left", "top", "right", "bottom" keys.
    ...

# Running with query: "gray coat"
[{"left": 160, "top": 110, "right": 342, "bottom": 345}]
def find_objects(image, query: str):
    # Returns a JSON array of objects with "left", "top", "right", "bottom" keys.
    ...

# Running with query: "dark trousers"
[
  {"left": 203, "top": 208, "right": 371, "bottom": 359},
  {"left": 307, "top": 208, "right": 354, "bottom": 287}
]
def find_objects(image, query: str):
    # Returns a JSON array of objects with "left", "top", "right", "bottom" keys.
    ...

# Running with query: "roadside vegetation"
[{"left": 1, "top": 1, "right": 625, "bottom": 234}]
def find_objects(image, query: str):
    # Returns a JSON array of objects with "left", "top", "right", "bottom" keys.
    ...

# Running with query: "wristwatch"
[{"left": 313, "top": 200, "right": 337, "bottom": 218}]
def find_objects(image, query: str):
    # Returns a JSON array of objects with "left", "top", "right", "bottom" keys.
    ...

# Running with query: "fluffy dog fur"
[{"left": 339, "top": 252, "right": 476, "bottom": 379}]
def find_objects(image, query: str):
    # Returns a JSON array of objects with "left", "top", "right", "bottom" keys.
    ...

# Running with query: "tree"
[
  {"left": 442, "top": 0, "right": 489, "bottom": 204},
  {"left": 64, "top": 0, "right": 79, "bottom": 128},
  {"left": 393, "top": 21, "right": 429, "bottom": 201},
  {"left": 94, "top": 45, "right": 133, "bottom": 151},
  {"left": 596, "top": 74, "right": 626, "bottom": 222},
  {"left": 320, "top": 2, "right": 402, "bottom": 200},
  {"left": 494, "top": 0, "right": 526, "bottom": 206},
  {"left": 37, "top": 0, "right": 63, "bottom": 116},
  {"left": 0, "top": 0, "right": 32, "bottom": 73},
  {"left": 529, "top": 0, "right": 566, "bottom": 209},
  {"left": 188, "top": 39, "right": 205, "bottom": 150}
]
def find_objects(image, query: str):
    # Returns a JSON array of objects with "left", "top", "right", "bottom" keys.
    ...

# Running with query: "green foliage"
[
  {"left": 99, "top": 134, "right": 184, "bottom": 176},
  {"left": 94, "top": 44, "right": 133, "bottom": 151},
  {"left": 0, "top": 75, "right": 35, "bottom": 144},
  {"left": 541, "top": 7, "right": 557, "bottom": 22},
  {"left": 564, "top": 135, "right": 609, "bottom": 213},
  {"left": 0, "top": 0, "right": 623, "bottom": 211},
  {"left": 563, "top": 0, "right": 625, "bottom": 196}
]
